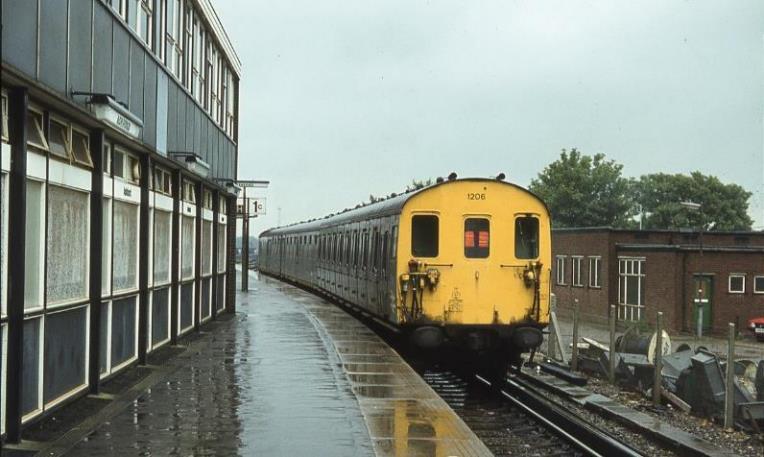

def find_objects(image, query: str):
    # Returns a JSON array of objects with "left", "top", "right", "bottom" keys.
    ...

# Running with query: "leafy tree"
[
  {"left": 529, "top": 149, "right": 634, "bottom": 228},
  {"left": 632, "top": 172, "right": 753, "bottom": 231}
]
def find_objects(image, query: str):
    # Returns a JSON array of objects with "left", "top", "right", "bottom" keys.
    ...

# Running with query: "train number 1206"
[{"left": 467, "top": 193, "right": 486, "bottom": 200}]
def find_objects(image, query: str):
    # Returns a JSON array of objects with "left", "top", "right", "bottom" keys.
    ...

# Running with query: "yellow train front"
[{"left": 258, "top": 177, "right": 551, "bottom": 366}]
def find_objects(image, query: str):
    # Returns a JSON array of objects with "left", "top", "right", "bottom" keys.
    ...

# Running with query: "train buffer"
[{"left": 17, "top": 269, "right": 491, "bottom": 457}]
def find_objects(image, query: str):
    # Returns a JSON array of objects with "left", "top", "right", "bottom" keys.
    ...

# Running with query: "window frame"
[
  {"left": 26, "top": 106, "right": 49, "bottom": 152},
  {"left": 753, "top": 276, "right": 764, "bottom": 295},
  {"left": 588, "top": 256, "right": 601, "bottom": 288},
  {"left": 464, "top": 217, "right": 490, "bottom": 259},
  {"left": 555, "top": 255, "right": 567, "bottom": 285},
  {"left": 411, "top": 214, "right": 439, "bottom": 258},
  {"left": 617, "top": 257, "right": 646, "bottom": 321},
  {"left": 70, "top": 126, "right": 94, "bottom": 168},
  {"left": 728, "top": 273, "right": 746, "bottom": 294},
  {"left": 514, "top": 215, "right": 539, "bottom": 260},
  {"left": 1, "top": 89, "right": 8, "bottom": 143},
  {"left": 571, "top": 256, "right": 584, "bottom": 287}
]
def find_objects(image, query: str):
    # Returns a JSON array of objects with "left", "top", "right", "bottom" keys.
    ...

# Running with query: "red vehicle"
[{"left": 748, "top": 317, "right": 764, "bottom": 341}]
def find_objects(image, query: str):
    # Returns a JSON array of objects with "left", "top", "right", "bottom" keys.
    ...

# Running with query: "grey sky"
[{"left": 214, "top": 0, "right": 764, "bottom": 234}]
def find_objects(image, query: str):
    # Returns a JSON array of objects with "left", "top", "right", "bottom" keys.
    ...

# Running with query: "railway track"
[{"left": 421, "top": 367, "right": 645, "bottom": 457}]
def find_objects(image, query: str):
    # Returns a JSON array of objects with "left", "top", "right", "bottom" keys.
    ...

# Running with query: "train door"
[
  {"left": 352, "top": 227, "right": 360, "bottom": 303},
  {"left": 359, "top": 227, "right": 369, "bottom": 306},
  {"left": 388, "top": 225, "right": 398, "bottom": 321},
  {"left": 278, "top": 236, "right": 284, "bottom": 276},
  {"left": 377, "top": 222, "right": 390, "bottom": 317},
  {"left": 369, "top": 226, "right": 380, "bottom": 314}
]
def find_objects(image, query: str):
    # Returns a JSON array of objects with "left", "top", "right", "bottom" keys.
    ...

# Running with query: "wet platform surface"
[{"left": 61, "top": 271, "right": 490, "bottom": 456}]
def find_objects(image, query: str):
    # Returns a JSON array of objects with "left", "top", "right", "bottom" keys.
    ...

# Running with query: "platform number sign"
[{"left": 237, "top": 197, "right": 266, "bottom": 216}]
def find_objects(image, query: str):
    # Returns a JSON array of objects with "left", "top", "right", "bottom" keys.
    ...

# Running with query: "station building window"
[
  {"left": 201, "top": 188, "right": 214, "bottom": 321},
  {"left": 411, "top": 215, "right": 438, "bottom": 258},
  {"left": 19, "top": 105, "right": 93, "bottom": 420},
  {"left": 179, "top": 179, "right": 197, "bottom": 333},
  {"left": 555, "top": 256, "right": 566, "bottom": 285},
  {"left": 1, "top": 88, "right": 9, "bottom": 436},
  {"left": 589, "top": 257, "right": 601, "bottom": 288},
  {"left": 464, "top": 218, "right": 489, "bottom": 259},
  {"left": 729, "top": 274, "right": 746, "bottom": 294},
  {"left": 571, "top": 256, "right": 583, "bottom": 287},
  {"left": 101, "top": 141, "right": 141, "bottom": 377},
  {"left": 514, "top": 216, "right": 539, "bottom": 259},
  {"left": 754, "top": 276, "right": 764, "bottom": 294},
  {"left": 137, "top": 0, "right": 153, "bottom": 47},
  {"left": 618, "top": 258, "right": 645, "bottom": 321},
  {"left": 152, "top": 168, "right": 173, "bottom": 348}
]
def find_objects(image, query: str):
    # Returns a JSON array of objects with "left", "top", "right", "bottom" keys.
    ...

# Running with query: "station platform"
[{"left": 50, "top": 270, "right": 490, "bottom": 457}]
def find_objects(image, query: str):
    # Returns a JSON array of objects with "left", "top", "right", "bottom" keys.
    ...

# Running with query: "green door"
[{"left": 691, "top": 276, "right": 713, "bottom": 331}]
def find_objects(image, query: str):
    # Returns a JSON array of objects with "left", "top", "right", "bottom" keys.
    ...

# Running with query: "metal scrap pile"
[{"left": 570, "top": 333, "right": 764, "bottom": 430}]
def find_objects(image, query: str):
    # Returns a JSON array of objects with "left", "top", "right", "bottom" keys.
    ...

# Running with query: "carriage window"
[
  {"left": 411, "top": 215, "right": 438, "bottom": 257},
  {"left": 515, "top": 216, "right": 539, "bottom": 259},
  {"left": 464, "top": 218, "right": 489, "bottom": 258}
]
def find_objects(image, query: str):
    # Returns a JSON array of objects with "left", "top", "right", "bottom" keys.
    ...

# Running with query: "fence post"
[
  {"left": 548, "top": 299, "right": 557, "bottom": 360},
  {"left": 609, "top": 304, "right": 616, "bottom": 384},
  {"left": 653, "top": 312, "right": 663, "bottom": 406},
  {"left": 571, "top": 299, "right": 579, "bottom": 371},
  {"left": 724, "top": 323, "right": 736, "bottom": 430}
]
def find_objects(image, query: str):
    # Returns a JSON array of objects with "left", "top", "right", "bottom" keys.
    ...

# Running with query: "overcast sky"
[{"left": 214, "top": 0, "right": 764, "bottom": 234}]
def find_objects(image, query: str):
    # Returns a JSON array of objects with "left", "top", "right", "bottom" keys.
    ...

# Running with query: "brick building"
[{"left": 552, "top": 228, "right": 764, "bottom": 334}]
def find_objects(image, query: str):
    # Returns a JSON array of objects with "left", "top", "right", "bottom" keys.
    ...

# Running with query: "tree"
[
  {"left": 529, "top": 149, "right": 634, "bottom": 228},
  {"left": 632, "top": 172, "right": 753, "bottom": 231}
]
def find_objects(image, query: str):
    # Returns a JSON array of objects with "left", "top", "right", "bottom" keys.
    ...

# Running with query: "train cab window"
[
  {"left": 515, "top": 217, "right": 539, "bottom": 259},
  {"left": 464, "top": 218, "right": 489, "bottom": 258},
  {"left": 411, "top": 215, "right": 439, "bottom": 257}
]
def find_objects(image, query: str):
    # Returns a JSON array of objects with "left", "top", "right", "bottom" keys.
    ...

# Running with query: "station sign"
[
  {"left": 236, "top": 197, "right": 266, "bottom": 216},
  {"left": 90, "top": 95, "right": 143, "bottom": 140}
]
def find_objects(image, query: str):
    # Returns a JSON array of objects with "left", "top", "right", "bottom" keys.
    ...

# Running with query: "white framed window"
[
  {"left": 217, "top": 223, "right": 226, "bottom": 273},
  {"left": 183, "top": 1, "right": 193, "bottom": 88},
  {"left": 571, "top": 256, "right": 583, "bottom": 287},
  {"left": 26, "top": 106, "right": 48, "bottom": 151},
  {"left": 113, "top": 201, "right": 139, "bottom": 292},
  {"left": 46, "top": 185, "right": 90, "bottom": 306},
  {"left": 618, "top": 257, "right": 645, "bottom": 321},
  {"left": 25, "top": 179, "right": 46, "bottom": 311},
  {"left": 555, "top": 255, "right": 566, "bottom": 285},
  {"left": 1, "top": 89, "right": 8, "bottom": 143},
  {"left": 203, "top": 189, "right": 213, "bottom": 209},
  {"left": 588, "top": 256, "right": 601, "bottom": 288},
  {"left": 137, "top": 0, "right": 153, "bottom": 47},
  {"left": 153, "top": 210, "right": 172, "bottom": 285},
  {"left": 102, "top": 198, "right": 112, "bottom": 296},
  {"left": 71, "top": 127, "right": 93, "bottom": 167},
  {"left": 202, "top": 220, "right": 212, "bottom": 276},
  {"left": 183, "top": 180, "right": 196, "bottom": 203},
  {"left": 102, "top": 142, "right": 112, "bottom": 175},
  {"left": 153, "top": 166, "right": 172, "bottom": 196},
  {"left": 225, "top": 70, "right": 235, "bottom": 136},
  {"left": 48, "top": 117, "right": 71, "bottom": 161},
  {"left": 113, "top": 147, "right": 141, "bottom": 184},
  {"left": 156, "top": 0, "right": 167, "bottom": 60},
  {"left": 729, "top": 273, "right": 746, "bottom": 294},
  {"left": 754, "top": 276, "right": 764, "bottom": 294},
  {"left": 181, "top": 215, "right": 195, "bottom": 280},
  {"left": 219, "top": 197, "right": 227, "bottom": 214}
]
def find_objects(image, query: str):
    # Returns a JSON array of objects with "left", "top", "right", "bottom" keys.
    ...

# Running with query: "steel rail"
[{"left": 474, "top": 373, "right": 644, "bottom": 457}]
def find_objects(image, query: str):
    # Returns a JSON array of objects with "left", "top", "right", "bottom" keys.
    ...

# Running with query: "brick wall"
[{"left": 552, "top": 228, "right": 764, "bottom": 335}]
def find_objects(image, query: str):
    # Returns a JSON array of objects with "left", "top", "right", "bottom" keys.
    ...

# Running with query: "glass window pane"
[
  {"left": 111, "top": 295, "right": 137, "bottom": 368},
  {"left": 217, "top": 223, "right": 226, "bottom": 273},
  {"left": 71, "top": 130, "right": 92, "bottom": 167},
  {"left": 102, "top": 199, "right": 111, "bottom": 295},
  {"left": 202, "top": 220, "right": 212, "bottom": 275},
  {"left": 181, "top": 215, "right": 194, "bottom": 279},
  {"left": 47, "top": 185, "right": 89, "bottom": 305},
  {"left": 22, "top": 318, "right": 41, "bottom": 416},
  {"left": 113, "top": 201, "right": 139, "bottom": 292},
  {"left": 464, "top": 218, "right": 489, "bottom": 258},
  {"left": 25, "top": 180, "right": 43, "bottom": 309},
  {"left": 626, "top": 276, "right": 639, "bottom": 305},
  {"left": 411, "top": 215, "right": 438, "bottom": 257},
  {"left": 515, "top": 217, "right": 539, "bottom": 259},
  {"left": 43, "top": 307, "right": 87, "bottom": 403},
  {"left": 153, "top": 210, "right": 172, "bottom": 284},
  {"left": 49, "top": 120, "right": 70, "bottom": 160}
]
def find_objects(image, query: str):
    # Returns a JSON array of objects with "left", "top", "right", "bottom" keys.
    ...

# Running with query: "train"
[{"left": 258, "top": 175, "right": 552, "bottom": 369}]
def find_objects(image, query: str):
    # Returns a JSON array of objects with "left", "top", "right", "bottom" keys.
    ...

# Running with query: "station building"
[
  {"left": 551, "top": 228, "right": 764, "bottom": 334},
  {"left": 1, "top": 0, "right": 241, "bottom": 442}
]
